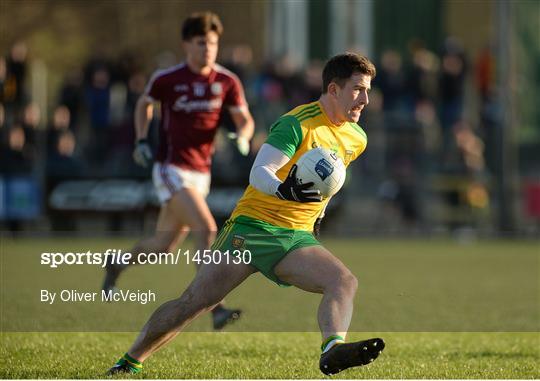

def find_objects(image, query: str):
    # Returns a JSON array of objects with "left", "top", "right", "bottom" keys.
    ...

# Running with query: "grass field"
[
  {"left": 1, "top": 332, "right": 538, "bottom": 378},
  {"left": 1, "top": 236, "right": 539, "bottom": 378}
]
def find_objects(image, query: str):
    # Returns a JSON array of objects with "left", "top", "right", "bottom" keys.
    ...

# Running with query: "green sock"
[
  {"left": 115, "top": 352, "right": 143, "bottom": 373},
  {"left": 321, "top": 335, "right": 345, "bottom": 353}
]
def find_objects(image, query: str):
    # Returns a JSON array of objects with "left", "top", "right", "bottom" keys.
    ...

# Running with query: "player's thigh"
[
  {"left": 152, "top": 162, "right": 214, "bottom": 232},
  {"left": 274, "top": 245, "right": 355, "bottom": 294},
  {"left": 186, "top": 260, "right": 256, "bottom": 306},
  {"left": 168, "top": 187, "right": 217, "bottom": 232}
]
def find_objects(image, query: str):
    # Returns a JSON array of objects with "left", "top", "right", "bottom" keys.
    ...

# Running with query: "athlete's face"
[
  {"left": 332, "top": 73, "right": 371, "bottom": 123},
  {"left": 184, "top": 31, "right": 219, "bottom": 68}
]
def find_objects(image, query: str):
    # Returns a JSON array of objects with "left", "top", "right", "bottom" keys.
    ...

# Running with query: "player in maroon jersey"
[{"left": 102, "top": 11, "right": 254, "bottom": 330}]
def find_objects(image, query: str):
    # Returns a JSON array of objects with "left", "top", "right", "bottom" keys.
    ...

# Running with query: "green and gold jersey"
[{"left": 231, "top": 101, "right": 368, "bottom": 231}]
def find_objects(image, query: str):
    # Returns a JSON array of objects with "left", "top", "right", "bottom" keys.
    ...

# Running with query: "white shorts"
[{"left": 152, "top": 162, "right": 211, "bottom": 204}]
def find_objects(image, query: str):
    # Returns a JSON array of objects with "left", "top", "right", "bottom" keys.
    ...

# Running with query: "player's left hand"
[
  {"left": 133, "top": 139, "right": 153, "bottom": 168},
  {"left": 227, "top": 132, "right": 250, "bottom": 156},
  {"left": 313, "top": 217, "right": 323, "bottom": 237},
  {"left": 236, "top": 136, "right": 250, "bottom": 156},
  {"left": 276, "top": 164, "right": 322, "bottom": 203}
]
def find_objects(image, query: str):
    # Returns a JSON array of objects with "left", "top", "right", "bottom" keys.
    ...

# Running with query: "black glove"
[
  {"left": 313, "top": 217, "right": 323, "bottom": 237},
  {"left": 133, "top": 139, "right": 153, "bottom": 168},
  {"left": 275, "top": 164, "right": 322, "bottom": 203}
]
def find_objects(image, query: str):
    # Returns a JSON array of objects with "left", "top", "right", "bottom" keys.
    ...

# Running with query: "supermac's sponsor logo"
[
  {"left": 172, "top": 95, "right": 223, "bottom": 113},
  {"left": 174, "top": 84, "right": 189, "bottom": 92}
]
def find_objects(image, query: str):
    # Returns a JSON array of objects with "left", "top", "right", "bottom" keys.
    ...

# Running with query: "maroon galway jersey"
[{"left": 145, "top": 63, "right": 247, "bottom": 172}]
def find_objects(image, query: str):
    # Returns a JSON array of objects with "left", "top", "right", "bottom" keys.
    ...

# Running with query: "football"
[{"left": 295, "top": 147, "right": 346, "bottom": 198}]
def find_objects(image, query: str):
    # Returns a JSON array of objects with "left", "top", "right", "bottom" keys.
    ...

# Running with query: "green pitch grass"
[
  {"left": 1, "top": 236, "right": 539, "bottom": 378},
  {"left": 1, "top": 332, "right": 538, "bottom": 378}
]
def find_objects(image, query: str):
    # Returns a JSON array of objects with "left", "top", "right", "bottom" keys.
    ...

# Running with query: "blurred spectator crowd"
[{"left": 1, "top": 37, "right": 497, "bottom": 230}]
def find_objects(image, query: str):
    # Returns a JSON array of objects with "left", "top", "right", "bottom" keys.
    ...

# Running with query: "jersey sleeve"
[
  {"left": 144, "top": 70, "right": 166, "bottom": 102},
  {"left": 265, "top": 115, "right": 303, "bottom": 158},
  {"left": 223, "top": 74, "right": 248, "bottom": 112}
]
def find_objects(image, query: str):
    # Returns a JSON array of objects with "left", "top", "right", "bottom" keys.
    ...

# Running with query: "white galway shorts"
[{"left": 152, "top": 162, "right": 211, "bottom": 203}]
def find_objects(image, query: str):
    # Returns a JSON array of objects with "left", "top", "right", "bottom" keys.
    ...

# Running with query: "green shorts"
[{"left": 211, "top": 215, "right": 321, "bottom": 286}]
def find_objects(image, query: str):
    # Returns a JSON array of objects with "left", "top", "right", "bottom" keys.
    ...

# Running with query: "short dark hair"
[
  {"left": 322, "top": 53, "right": 376, "bottom": 93},
  {"left": 182, "top": 11, "right": 223, "bottom": 41}
]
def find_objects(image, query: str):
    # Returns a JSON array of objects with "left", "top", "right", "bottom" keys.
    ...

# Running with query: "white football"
[{"left": 295, "top": 147, "right": 346, "bottom": 198}]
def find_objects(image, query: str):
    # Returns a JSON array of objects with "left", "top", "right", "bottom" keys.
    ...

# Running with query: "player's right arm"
[
  {"left": 249, "top": 144, "right": 321, "bottom": 203},
  {"left": 249, "top": 114, "right": 322, "bottom": 203},
  {"left": 249, "top": 116, "right": 299, "bottom": 196},
  {"left": 132, "top": 95, "right": 154, "bottom": 168},
  {"left": 133, "top": 66, "right": 169, "bottom": 168},
  {"left": 249, "top": 143, "right": 288, "bottom": 195},
  {"left": 134, "top": 95, "right": 154, "bottom": 142}
]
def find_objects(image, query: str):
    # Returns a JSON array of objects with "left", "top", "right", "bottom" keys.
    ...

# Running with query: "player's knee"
[
  {"left": 155, "top": 236, "right": 177, "bottom": 253},
  {"left": 191, "top": 219, "right": 217, "bottom": 237},
  {"left": 346, "top": 272, "right": 358, "bottom": 294},
  {"left": 203, "top": 226, "right": 217, "bottom": 241},
  {"left": 333, "top": 270, "right": 358, "bottom": 297},
  {"left": 322, "top": 271, "right": 354, "bottom": 295},
  {"left": 197, "top": 223, "right": 217, "bottom": 244}
]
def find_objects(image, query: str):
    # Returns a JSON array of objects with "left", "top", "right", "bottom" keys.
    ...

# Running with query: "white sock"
[{"left": 322, "top": 338, "right": 345, "bottom": 354}]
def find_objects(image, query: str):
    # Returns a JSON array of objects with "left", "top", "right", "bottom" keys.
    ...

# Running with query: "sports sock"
[
  {"left": 321, "top": 334, "right": 345, "bottom": 353},
  {"left": 115, "top": 352, "right": 143, "bottom": 373}
]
